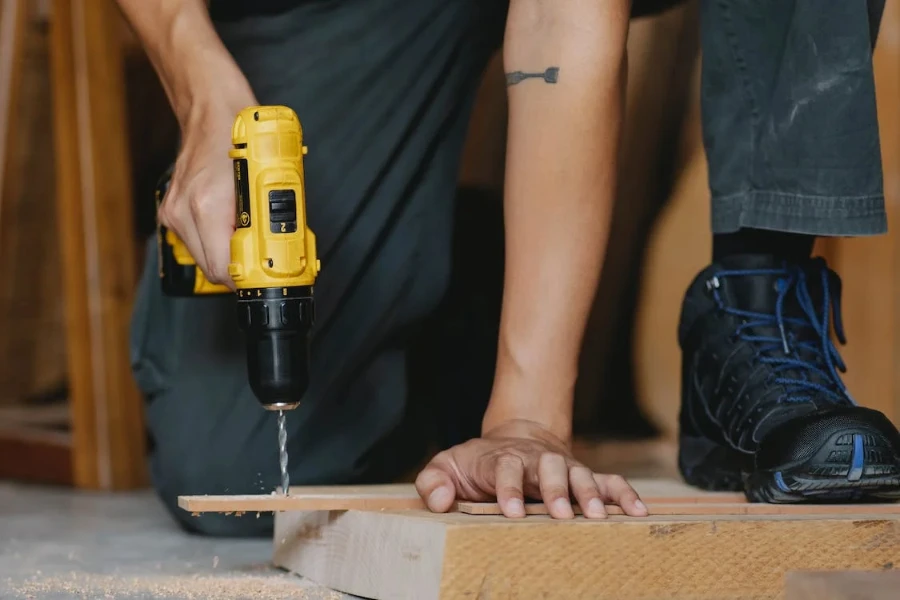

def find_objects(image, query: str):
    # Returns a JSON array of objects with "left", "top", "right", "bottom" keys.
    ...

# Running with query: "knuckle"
[
  {"left": 541, "top": 484, "right": 568, "bottom": 499},
  {"left": 496, "top": 454, "right": 523, "bottom": 470},
  {"left": 608, "top": 474, "right": 627, "bottom": 486},
  {"left": 414, "top": 466, "right": 443, "bottom": 489},
  {"left": 433, "top": 450, "right": 453, "bottom": 464},
  {"left": 497, "top": 485, "right": 522, "bottom": 498},
  {"left": 539, "top": 451, "right": 563, "bottom": 465},
  {"left": 207, "top": 265, "right": 229, "bottom": 284},
  {"left": 156, "top": 208, "right": 170, "bottom": 227},
  {"left": 571, "top": 476, "right": 597, "bottom": 493},
  {"left": 165, "top": 205, "right": 188, "bottom": 228},
  {"left": 188, "top": 193, "right": 206, "bottom": 214},
  {"left": 569, "top": 464, "right": 592, "bottom": 476}
]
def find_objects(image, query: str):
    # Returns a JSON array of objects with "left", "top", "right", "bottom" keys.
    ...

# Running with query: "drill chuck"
[{"left": 236, "top": 286, "right": 315, "bottom": 410}]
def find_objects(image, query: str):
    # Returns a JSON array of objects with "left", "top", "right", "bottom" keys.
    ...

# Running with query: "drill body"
[
  {"left": 229, "top": 106, "right": 320, "bottom": 410},
  {"left": 156, "top": 105, "right": 320, "bottom": 411}
]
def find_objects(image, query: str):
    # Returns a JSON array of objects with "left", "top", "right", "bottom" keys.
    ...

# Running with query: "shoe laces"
[{"left": 707, "top": 259, "right": 855, "bottom": 407}]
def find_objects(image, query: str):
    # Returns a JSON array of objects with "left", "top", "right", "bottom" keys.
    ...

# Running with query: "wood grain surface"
[
  {"left": 48, "top": 0, "right": 146, "bottom": 489},
  {"left": 179, "top": 484, "right": 427, "bottom": 513},
  {"left": 273, "top": 506, "right": 900, "bottom": 600},
  {"left": 785, "top": 570, "right": 900, "bottom": 600}
]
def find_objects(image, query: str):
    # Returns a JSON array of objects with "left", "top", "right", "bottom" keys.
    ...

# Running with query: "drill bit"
[{"left": 277, "top": 410, "right": 289, "bottom": 495}]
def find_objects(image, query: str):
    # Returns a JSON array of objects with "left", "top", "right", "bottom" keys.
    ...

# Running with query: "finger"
[
  {"left": 158, "top": 190, "right": 209, "bottom": 281},
  {"left": 415, "top": 462, "right": 457, "bottom": 513},
  {"left": 538, "top": 453, "right": 574, "bottom": 519},
  {"left": 190, "top": 190, "right": 236, "bottom": 288},
  {"left": 493, "top": 455, "right": 526, "bottom": 518},
  {"left": 569, "top": 465, "right": 607, "bottom": 519},
  {"left": 595, "top": 474, "right": 647, "bottom": 517}
]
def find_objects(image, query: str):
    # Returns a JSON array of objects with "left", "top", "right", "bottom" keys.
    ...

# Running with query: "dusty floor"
[{"left": 0, "top": 482, "right": 356, "bottom": 599}]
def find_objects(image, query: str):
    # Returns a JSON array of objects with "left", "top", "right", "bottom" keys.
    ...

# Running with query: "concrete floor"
[{"left": 0, "top": 482, "right": 356, "bottom": 599}]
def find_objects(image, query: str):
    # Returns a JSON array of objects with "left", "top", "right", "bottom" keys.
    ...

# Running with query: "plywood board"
[
  {"left": 785, "top": 570, "right": 900, "bottom": 600},
  {"left": 179, "top": 479, "right": 900, "bottom": 517},
  {"left": 458, "top": 500, "right": 900, "bottom": 516},
  {"left": 179, "top": 484, "right": 427, "bottom": 513},
  {"left": 178, "top": 479, "right": 743, "bottom": 513},
  {"left": 272, "top": 507, "right": 900, "bottom": 600}
]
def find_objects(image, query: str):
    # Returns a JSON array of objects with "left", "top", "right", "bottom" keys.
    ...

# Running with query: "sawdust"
[{"left": 9, "top": 571, "right": 346, "bottom": 599}]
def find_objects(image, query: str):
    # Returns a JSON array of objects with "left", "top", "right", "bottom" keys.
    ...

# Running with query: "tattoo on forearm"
[{"left": 505, "top": 67, "right": 560, "bottom": 86}]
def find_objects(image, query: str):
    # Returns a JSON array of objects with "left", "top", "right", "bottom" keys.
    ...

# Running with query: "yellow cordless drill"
[{"left": 156, "top": 106, "right": 321, "bottom": 494}]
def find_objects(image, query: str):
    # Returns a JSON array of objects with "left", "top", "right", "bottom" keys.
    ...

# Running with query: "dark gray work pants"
[{"left": 129, "top": 0, "right": 888, "bottom": 536}]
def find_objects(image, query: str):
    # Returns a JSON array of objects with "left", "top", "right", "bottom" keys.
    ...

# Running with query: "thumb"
[{"left": 415, "top": 464, "right": 457, "bottom": 513}]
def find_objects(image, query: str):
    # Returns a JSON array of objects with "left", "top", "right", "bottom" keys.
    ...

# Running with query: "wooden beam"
[
  {"left": 273, "top": 508, "right": 900, "bottom": 600},
  {"left": 0, "top": 0, "right": 28, "bottom": 237},
  {"left": 785, "top": 571, "right": 900, "bottom": 600},
  {"left": 48, "top": 0, "right": 146, "bottom": 490}
]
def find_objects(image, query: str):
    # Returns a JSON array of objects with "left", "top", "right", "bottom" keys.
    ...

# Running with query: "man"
[{"left": 122, "top": 0, "right": 899, "bottom": 537}]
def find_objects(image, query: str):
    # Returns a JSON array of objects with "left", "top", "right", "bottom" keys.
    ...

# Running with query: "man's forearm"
[
  {"left": 484, "top": 0, "right": 630, "bottom": 440},
  {"left": 115, "top": 0, "right": 255, "bottom": 126}
]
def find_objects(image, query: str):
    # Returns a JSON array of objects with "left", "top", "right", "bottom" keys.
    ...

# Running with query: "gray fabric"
[
  {"left": 131, "top": 0, "right": 506, "bottom": 536},
  {"left": 700, "top": 0, "right": 888, "bottom": 235}
]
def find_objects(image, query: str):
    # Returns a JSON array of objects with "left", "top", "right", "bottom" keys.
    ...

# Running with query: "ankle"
[{"left": 713, "top": 229, "right": 815, "bottom": 263}]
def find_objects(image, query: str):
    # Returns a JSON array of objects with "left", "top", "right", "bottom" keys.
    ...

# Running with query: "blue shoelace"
[{"left": 708, "top": 260, "right": 855, "bottom": 406}]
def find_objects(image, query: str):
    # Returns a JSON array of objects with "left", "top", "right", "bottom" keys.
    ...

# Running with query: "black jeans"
[
  {"left": 130, "top": 0, "right": 888, "bottom": 536},
  {"left": 701, "top": 0, "right": 887, "bottom": 235}
]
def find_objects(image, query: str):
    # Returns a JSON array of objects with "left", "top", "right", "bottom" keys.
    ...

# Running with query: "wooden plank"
[
  {"left": 178, "top": 479, "right": 743, "bottom": 513},
  {"left": 0, "top": 404, "right": 69, "bottom": 429},
  {"left": 458, "top": 501, "right": 900, "bottom": 516},
  {"left": 179, "top": 479, "right": 900, "bottom": 516},
  {"left": 179, "top": 484, "right": 428, "bottom": 513},
  {"left": 48, "top": 0, "right": 146, "bottom": 489},
  {"left": 785, "top": 570, "right": 900, "bottom": 600},
  {"left": 272, "top": 508, "right": 900, "bottom": 600},
  {"left": 0, "top": 425, "right": 73, "bottom": 485}
]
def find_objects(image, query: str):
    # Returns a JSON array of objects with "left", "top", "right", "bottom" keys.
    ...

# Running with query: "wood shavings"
[{"left": 10, "top": 572, "right": 346, "bottom": 599}]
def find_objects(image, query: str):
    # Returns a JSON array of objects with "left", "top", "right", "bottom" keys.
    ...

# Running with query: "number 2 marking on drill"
[{"left": 281, "top": 222, "right": 286, "bottom": 232}]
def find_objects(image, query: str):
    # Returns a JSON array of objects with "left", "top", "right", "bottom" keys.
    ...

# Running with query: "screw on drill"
[{"left": 277, "top": 410, "right": 289, "bottom": 496}]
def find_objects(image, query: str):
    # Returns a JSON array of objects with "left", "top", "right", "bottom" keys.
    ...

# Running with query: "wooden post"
[
  {"left": 0, "top": 0, "right": 28, "bottom": 223},
  {"left": 48, "top": 0, "right": 147, "bottom": 489}
]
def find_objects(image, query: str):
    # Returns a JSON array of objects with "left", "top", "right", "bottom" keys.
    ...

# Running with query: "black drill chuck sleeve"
[{"left": 236, "top": 286, "right": 315, "bottom": 409}]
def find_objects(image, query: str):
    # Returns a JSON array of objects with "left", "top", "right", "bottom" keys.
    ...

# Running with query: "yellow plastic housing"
[{"left": 227, "top": 106, "right": 320, "bottom": 291}]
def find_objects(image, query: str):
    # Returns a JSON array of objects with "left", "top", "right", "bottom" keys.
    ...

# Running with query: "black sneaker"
[{"left": 678, "top": 254, "right": 900, "bottom": 502}]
